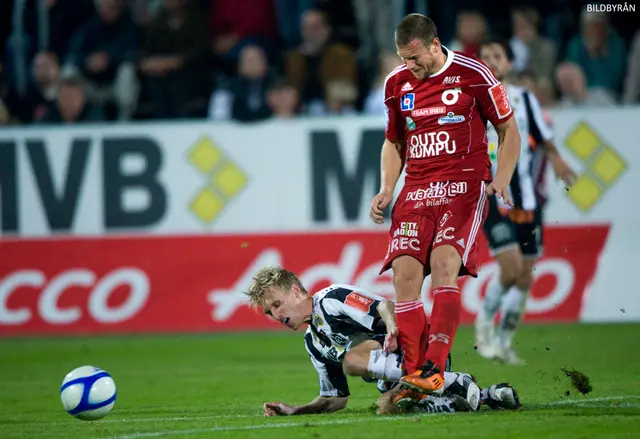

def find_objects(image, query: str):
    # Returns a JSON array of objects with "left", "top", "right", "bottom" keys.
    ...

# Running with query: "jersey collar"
[{"left": 429, "top": 46, "right": 454, "bottom": 78}]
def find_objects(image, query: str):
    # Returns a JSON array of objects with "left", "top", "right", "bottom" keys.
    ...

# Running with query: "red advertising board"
[{"left": 0, "top": 225, "right": 610, "bottom": 335}]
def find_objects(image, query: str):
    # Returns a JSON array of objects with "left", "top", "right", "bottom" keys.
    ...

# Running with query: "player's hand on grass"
[
  {"left": 370, "top": 190, "right": 393, "bottom": 224},
  {"left": 263, "top": 402, "right": 295, "bottom": 416},
  {"left": 486, "top": 178, "right": 513, "bottom": 207},
  {"left": 383, "top": 327, "right": 399, "bottom": 353}
]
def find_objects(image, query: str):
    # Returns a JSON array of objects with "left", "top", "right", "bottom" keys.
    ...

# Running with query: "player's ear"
[{"left": 431, "top": 37, "right": 441, "bottom": 53}]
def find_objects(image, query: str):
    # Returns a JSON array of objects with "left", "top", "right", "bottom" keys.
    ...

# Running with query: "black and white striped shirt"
[
  {"left": 486, "top": 84, "right": 553, "bottom": 210},
  {"left": 304, "top": 284, "right": 387, "bottom": 397}
]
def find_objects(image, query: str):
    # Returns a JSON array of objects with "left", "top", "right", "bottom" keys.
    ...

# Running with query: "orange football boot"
[
  {"left": 399, "top": 360, "right": 445, "bottom": 395},
  {"left": 391, "top": 388, "right": 428, "bottom": 411}
]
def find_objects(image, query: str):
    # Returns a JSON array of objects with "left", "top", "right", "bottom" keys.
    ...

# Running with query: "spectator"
[
  {"left": 285, "top": 9, "right": 357, "bottom": 115},
  {"left": 36, "top": 73, "right": 105, "bottom": 124},
  {"left": 352, "top": 0, "right": 395, "bottom": 74},
  {"left": 555, "top": 62, "right": 616, "bottom": 108},
  {"left": 321, "top": 79, "right": 358, "bottom": 116},
  {"left": 565, "top": 9, "right": 626, "bottom": 99},
  {"left": 622, "top": 30, "right": 640, "bottom": 104},
  {"left": 0, "top": 63, "right": 15, "bottom": 125},
  {"left": 509, "top": 7, "right": 556, "bottom": 96},
  {"left": 276, "top": 0, "right": 314, "bottom": 49},
  {"left": 63, "top": 0, "right": 139, "bottom": 120},
  {"left": 266, "top": 80, "right": 299, "bottom": 119},
  {"left": 25, "top": 0, "right": 96, "bottom": 62},
  {"left": 5, "top": 52, "right": 59, "bottom": 123},
  {"left": 210, "top": 0, "right": 278, "bottom": 60},
  {"left": 448, "top": 11, "right": 488, "bottom": 57},
  {"left": 363, "top": 51, "right": 401, "bottom": 116},
  {"left": 208, "top": 44, "right": 275, "bottom": 122},
  {"left": 140, "top": 0, "right": 211, "bottom": 119}
]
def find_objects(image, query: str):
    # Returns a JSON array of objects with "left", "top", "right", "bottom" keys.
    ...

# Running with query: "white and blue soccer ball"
[{"left": 60, "top": 366, "right": 117, "bottom": 421}]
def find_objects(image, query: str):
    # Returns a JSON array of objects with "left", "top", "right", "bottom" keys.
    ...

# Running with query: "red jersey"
[{"left": 384, "top": 48, "right": 514, "bottom": 186}]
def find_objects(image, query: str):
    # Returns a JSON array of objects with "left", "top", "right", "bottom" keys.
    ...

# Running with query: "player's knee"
[
  {"left": 515, "top": 275, "right": 532, "bottom": 291},
  {"left": 342, "top": 351, "right": 363, "bottom": 376},
  {"left": 391, "top": 256, "right": 424, "bottom": 301},
  {"left": 430, "top": 247, "right": 461, "bottom": 286},
  {"left": 497, "top": 251, "right": 523, "bottom": 286},
  {"left": 515, "top": 263, "right": 535, "bottom": 290}
]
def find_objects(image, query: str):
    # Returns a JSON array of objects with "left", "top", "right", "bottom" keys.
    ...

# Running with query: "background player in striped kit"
[{"left": 475, "top": 38, "right": 577, "bottom": 364}]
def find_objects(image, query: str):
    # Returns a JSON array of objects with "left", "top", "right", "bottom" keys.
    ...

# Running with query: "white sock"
[
  {"left": 443, "top": 371, "right": 458, "bottom": 390},
  {"left": 482, "top": 277, "right": 509, "bottom": 320},
  {"left": 497, "top": 286, "right": 528, "bottom": 348},
  {"left": 367, "top": 350, "right": 403, "bottom": 381}
]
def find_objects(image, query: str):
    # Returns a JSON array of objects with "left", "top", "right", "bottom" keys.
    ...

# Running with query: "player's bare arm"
[
  {"left": 370, "top": 139, "right": 406, "bottom": 224},
  {"left": 263, "top": 396, "right": 348, "bottom": 416},
  {"left": 376, "top": 300, "right": 399, "bottom": 353},
  {"left": 541, "top": 140, "right": 577, "bottom": 186},
  {"left": 487, "top": 117, "right": 521, "bottom": 206}
]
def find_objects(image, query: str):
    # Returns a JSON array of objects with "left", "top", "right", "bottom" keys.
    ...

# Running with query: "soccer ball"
[{"left": 60, "top": 366, "right": 117, "bottom": 421}]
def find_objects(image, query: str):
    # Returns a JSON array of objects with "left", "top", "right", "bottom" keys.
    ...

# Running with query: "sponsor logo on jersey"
[
  {"left": 435, "top": 226, "right": 456, "bottom": 244},
  {"left": 439, "top": 210, "right": 453, "bottom": 227},
  {"left": 408, "top": 131, "right": 457, "bottom": 158},
  {"left": 315, "top": 314, "right": 324, "bottom": 327},
  {"left": 345, "top": 292, "right": 374, "bottom": 312},
  {"left": 330, "top": 333, "right": 350, "bottom": 346},
  {"left": 438, "top": 112, "right": 466, "bottom": 125},
  {"left": 443, "top": 76, "right": 460, "bottom": 84},
  {"left": 389, "top": 237, "right": 421, "bottom": 253},
  {"left": 401, "top": 82, "right": 413, "bottom": 91},
  {"left": 489, "top": 83, "right": 511, "bottom": 118},
  {"left": 406, "top": 182, "right": 467, "bottom": 207},
  {"left": 405, "top": 117, "right": 416, "bottom": 130},
  {"left": 411, "top": 106, "right": 446, "bottom": 117},
  {"left": 393, "top": 221, "right": 418, "bottom": 238},
  {"left": 400, "top": 93, "right": 415, "bottom": 111},
  {"left": 441, "top": 87, "right": 462, "bottom": 105}
]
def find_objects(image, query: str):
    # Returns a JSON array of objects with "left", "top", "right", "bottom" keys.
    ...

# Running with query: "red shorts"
[{"left": 380, "top": 180, "right": 489, "bottom": 277}]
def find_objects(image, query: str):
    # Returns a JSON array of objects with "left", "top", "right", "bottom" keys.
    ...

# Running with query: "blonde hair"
[{"left": 246, "top": 267, "right": 306, "bottom": 308}]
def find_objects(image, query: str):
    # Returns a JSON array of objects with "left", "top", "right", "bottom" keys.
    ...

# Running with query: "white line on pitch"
[
  {"left": 87, "top": 395, "right": 640, "bottom": 439},
  {"left": 91, "top": 416, "right": 419, "bottom": 439}
]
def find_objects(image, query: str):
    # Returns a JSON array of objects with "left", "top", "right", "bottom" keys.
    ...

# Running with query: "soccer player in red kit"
[{"left": 369, "top": 14, "right": 522, "bottom": 401}]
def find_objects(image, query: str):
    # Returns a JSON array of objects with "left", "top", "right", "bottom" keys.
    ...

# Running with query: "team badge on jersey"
[{"left": 400, "top": 93, "right": 415, "bottom": 111}]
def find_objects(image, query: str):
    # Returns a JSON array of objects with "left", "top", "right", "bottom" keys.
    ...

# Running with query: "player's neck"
[
  {"left": 302, "top": 297, "right": 314, "bottom": 324},
  {"left": 429, "top": 49, "right": 447, "bottom": 76}
]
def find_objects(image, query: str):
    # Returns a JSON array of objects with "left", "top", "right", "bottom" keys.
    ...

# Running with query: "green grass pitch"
[{"left": 1, "top": 323, "right": 639, "bottom": 439}]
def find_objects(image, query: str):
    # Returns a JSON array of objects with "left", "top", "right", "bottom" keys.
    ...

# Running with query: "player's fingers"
[
  {"left": 503, "top": 190, "right": 514, "bottom": 206},
  {"left": 485, "top": 184, "right": 495, "bottom": 196}
]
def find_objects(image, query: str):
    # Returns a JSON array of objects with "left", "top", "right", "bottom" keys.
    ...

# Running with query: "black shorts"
[{"left": 483, "top": 195, "right": 543, "bottom": 258}]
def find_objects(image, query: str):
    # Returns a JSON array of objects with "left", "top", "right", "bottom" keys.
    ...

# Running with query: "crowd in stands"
[{"left": 0, "top": 0, "right": 638, "bottom": 125}]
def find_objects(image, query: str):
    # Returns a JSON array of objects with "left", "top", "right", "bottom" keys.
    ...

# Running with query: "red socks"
[
  {"left": 395, "top": 300, "right": 425, "bottom": 375},
  {"left": 424, "top": 287, "right": 461, "bottom": 374}
]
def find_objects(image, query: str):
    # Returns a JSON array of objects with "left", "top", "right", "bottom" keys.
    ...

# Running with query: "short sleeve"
[
  {"left": 322, "top": 288, "right": 385, "bottom": 332},
  {"left": 383, "top": 71, "right": 405, "bottom": 143},
  {"left": 471, "top": 63, "right": 514, "bottom": 127},
  {"left": 523, "top": 91, "right": 554, "bottom": 143}
]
